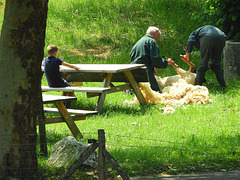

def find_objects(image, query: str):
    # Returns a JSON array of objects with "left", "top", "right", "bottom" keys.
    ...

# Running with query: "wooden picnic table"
[
  {"left": 40, "top": 64, "right": 149, "bottom": 155},
  {"left": 59, "top": 64, "right": 148, "bottom": 113}
]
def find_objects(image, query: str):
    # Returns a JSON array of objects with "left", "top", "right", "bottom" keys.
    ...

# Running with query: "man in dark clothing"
[
  {"left": 130, "top": 26, "right": 174, "bottom": 92},
  {"left": 181, "top": 25, "right": 227, "bottom": 88}
]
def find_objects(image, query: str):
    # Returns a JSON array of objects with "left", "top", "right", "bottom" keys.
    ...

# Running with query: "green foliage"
[{"left": 193, "top": 0, "right": 240, "bottom": 39}]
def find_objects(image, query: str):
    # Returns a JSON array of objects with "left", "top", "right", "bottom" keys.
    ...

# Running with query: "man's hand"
[
  {"left": 154, "top": 67, "right": 157, "bottom": 75},
  {"left": 180, "top": 53, "right": 190, "bottom": 62},
  {"left": 167, "top": 58, "right": 174, "bottom": 65}
]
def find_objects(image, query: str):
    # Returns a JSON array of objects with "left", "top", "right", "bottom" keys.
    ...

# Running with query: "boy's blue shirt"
[{"left": 43, "top": 56, "right": 69, "bottom": 87}]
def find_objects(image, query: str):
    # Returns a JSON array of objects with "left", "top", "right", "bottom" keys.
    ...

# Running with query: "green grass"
[
  {"left": 38, "top": 82, "right": 240, "bottom": 179},
  {"left": 1, "top": 0, "right": 240, "bottom": 179},
  {"left": 44, "top": 0, "right": 207, "bottom": 72}
]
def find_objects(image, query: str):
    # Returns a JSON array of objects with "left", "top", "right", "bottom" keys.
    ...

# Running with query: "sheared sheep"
[
  {"left": 156, "top": 57, "right": 196, "bottom": 90},
  {"left": 126, "top": 58, "right": 212, "bottom": 106}
]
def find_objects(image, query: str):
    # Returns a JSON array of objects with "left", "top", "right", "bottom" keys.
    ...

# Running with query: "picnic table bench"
[
  {"left": 41, "top": 94, "right": 97, "bottom": 136},
  {"left": 41, "top": 86, "right": 110, "bottom": 98}
]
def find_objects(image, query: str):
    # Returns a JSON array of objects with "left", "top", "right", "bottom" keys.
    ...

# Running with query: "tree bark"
[
  {"left": 223, "top": 40, "right": 240, "bottom": 82},
  {"left": 0, "top": 0, "right": 48, "bottom": 179}
]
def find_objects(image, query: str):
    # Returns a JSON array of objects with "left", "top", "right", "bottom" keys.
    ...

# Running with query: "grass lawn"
[{"left": 38, "top": 80, "right": 240, "bottom": 179}]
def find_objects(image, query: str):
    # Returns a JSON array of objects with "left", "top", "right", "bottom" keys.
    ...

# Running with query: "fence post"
[
  {"left": 98, "top": 129, "right": 106, "bottom": 180},
  {"left": 61, "top": 129, "right": 130, "bottom": 180}
]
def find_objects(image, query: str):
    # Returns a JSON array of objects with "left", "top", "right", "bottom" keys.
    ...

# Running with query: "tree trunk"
[
  {"left": 223, "top": 40, "right": 240, "bottom": 82},
  {"left": 0, "top": 0, "right": 48, "bottom": 179}
]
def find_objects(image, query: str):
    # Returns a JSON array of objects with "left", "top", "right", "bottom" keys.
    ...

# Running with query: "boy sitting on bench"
[{"left": 42, "top": 44, "right": 79, "bottom": 107}]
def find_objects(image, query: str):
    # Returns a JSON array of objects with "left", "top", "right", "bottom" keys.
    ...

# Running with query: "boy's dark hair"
[{"left": 47, "top": 45, "right": 58, "bottom": 56}]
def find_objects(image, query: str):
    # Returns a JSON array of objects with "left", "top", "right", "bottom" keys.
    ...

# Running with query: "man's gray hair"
[{"left": 146, "top": 26, "right": 161, "bottom": 35}]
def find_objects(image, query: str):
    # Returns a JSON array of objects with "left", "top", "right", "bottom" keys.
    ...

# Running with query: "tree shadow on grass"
[
  {"left": 36, "top": 127, "right": 240, "bottom": 179},
  {"left": 71, "top": 95, "right": 157, "bottom": 116},
  {"left": 108, "top": 133, "right": 240, "bottom": 177}
]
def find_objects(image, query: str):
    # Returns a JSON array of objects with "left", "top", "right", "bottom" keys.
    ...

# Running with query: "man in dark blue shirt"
[{"left": 181, "top": 25, "right": 227, "bottom": 88}]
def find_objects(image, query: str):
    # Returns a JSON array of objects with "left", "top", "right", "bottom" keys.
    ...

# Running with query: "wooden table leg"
[
  {"left": 38, "top": 93, "right": 48, "bottom": 156},
  {"left": 38, "top": 104, "right": 48, "bottom": 156},
  {"left": 124, "top": 70, "right": 147, "bottom": 105},
  {"left": 55, "top": 101, "right": 83, "bottom": 138},
  {"left": 95, "top": 73, "right": 112, "bottom": 114}
]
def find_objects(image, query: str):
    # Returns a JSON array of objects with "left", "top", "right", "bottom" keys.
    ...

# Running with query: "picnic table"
[
  {"left": 40, "top": 64, "right": 149, "bottom": 155},
  {"left": 58, "top": 64, "right": 148, "bottom": 113}
]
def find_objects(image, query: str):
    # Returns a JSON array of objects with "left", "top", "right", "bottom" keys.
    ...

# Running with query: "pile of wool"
[
  {"left": 132, "top": 80, "right": 211, "bottom": 106},
  {"left": 162, "top": 107, "right": 176, "bottom": 114},
  {"left": 124, "top": 61, "right": 211, "bottom": 107}
]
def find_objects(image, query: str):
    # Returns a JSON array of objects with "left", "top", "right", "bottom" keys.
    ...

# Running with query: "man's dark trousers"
[{"left": 195, "top": 35, "right": 226, "bottom": 87}]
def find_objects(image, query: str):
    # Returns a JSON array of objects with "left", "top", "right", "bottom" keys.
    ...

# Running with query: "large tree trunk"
[
  {"left": 0, "top": 0, "right": 48, "bottom": 179},
  {"left": 223, "top": 40, "right": 240, "bottom": 82}
]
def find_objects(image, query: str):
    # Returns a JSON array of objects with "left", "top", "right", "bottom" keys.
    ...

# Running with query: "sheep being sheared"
[
  {"left": 156, "top": 58, "right": 196, "bottom": 90},
  {"left": 125, "top": 58, "right": 212, "bottom": 106}
]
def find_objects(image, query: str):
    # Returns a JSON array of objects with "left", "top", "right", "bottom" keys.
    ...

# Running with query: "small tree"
[{"left": 0, "top": 0, "right": 48, "bottom": 179}]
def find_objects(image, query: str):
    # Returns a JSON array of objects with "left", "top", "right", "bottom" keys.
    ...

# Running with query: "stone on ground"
[{"left": 47, "top": 136, "right": 98, "bottom": 168}]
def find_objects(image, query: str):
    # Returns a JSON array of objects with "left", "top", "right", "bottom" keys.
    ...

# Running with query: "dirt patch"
[{"left": 69, "top": 46, "right": 110, "bottom": 59}]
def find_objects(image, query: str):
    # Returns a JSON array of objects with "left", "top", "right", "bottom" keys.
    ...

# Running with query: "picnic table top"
[
  {"left": 58, "top": 64, "right": 146, "bottom": 73},
  {"left": 42, "top": 94, "right": 77, "bottom": 104}
]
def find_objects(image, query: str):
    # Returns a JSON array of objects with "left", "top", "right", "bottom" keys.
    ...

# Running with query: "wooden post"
[
  {"left": 124, "top": 70, "right": 147, "bottom": 105},
  {"left": 60, "top": 129, "right": 130, "bottom": 180},
  {"left": 103, "top": 149, "right": 130, "bottom": 180},
  {"left": 38, "top": 95, "right": 48, "bottom": 156},
  {"left": 55, "top": 101, "right": 83, "bottom": 138},
  {"left": 98, "top": 129, "right": 106, "bottom": 180}
]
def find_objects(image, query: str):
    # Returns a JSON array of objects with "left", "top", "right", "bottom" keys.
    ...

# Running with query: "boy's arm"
[{"left": 62, "top": 61, "right": 79, "bottom": 70}]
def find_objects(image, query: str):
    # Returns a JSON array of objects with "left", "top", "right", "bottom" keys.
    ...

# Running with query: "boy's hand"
[{"left": 62, "top": 61, "right": 80, "bottom": 70}]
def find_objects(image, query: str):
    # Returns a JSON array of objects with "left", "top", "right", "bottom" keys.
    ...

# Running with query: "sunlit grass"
[
  {"left": 38, "top": 79, "right": 240, "bottom": 178},
  {"left": 44, "top": 0, "right": 206, "bottom": 72}
]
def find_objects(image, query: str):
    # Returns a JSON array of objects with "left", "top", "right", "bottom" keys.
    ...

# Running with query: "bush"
[{"left": 194, "top": 0, "right": 240, "bottom": 39}]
